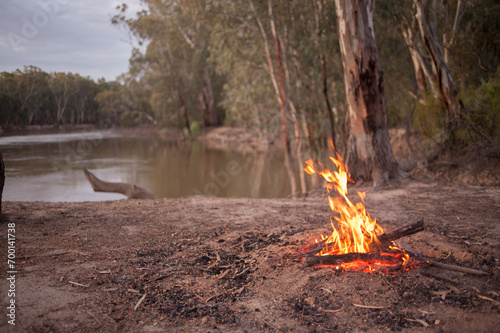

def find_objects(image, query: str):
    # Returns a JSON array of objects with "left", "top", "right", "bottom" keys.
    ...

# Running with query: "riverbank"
[
  {"left": 2, "top": 124, "right": 499, "bottom": 187},
  {"left": 1, "top": 180, "right": 498, "bottom": 332}
]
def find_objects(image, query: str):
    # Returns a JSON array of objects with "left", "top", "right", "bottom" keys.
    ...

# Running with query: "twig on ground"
[
  {"left": 477, "top": 294, "right": 500, "bottom": 307},
  {"left": 134, "top": 293, "right": 147, "bottom": 311},
  {"left": 426, "top": 260, "right": 488, "bottom": 275},
  {"left": 417, "top": 308, "right": 436, "bottom": 315},
  {"left": 68, "top": 281, "right": 89, "bottom": 288},
  {"left": 353, "top": 303, "right": 386, "bottom": 309},
  {"left": 405, "top": 317, "right": 430, "bottom": 328},
  {"left": 87, "top": 311, "right": 102, "bottom": 326}
]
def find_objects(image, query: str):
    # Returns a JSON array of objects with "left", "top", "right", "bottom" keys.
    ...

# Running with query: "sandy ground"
[{"left": 0, "top": 179, "right": 499, "bottom": 332}]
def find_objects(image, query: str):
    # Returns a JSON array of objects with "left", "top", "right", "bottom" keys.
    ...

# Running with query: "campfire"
[{"left": 303, "top": 142, "right": 424, "bottom": 273}]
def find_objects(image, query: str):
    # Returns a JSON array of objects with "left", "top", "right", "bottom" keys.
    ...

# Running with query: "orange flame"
[{"left": 304, "top": 141, "right": 384, "bottom": 256}]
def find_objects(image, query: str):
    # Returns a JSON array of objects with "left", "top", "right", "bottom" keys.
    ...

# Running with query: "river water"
[{"left": 0, "top": 130, "right": 296, "bottom": 202}]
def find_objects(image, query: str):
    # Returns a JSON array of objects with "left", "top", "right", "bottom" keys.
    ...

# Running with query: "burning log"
[
  {"left": 303, "top": 146, "right": 426, "bottom": 273},
  {"left": 83, "top": 169, "right": 158, "bottom": 200},
  {"left": 304, "top": 252, "right": 403, "bottom": 267},
  {"left": 304, "top": 220, "right": 425, "bottom": 271},
  {"left": 304, "top": 219, "right": 425, "bottom": 256}
]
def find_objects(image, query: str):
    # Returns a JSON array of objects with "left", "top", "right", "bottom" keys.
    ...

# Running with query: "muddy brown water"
[{"left": 0, "top": 130, "right": 296, "bottom": 201}]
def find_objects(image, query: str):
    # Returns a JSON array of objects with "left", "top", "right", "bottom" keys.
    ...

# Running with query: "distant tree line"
[
  {"left": 1, "top": 66, "right": 99, "bottom": 128},
  {"left": 0, "top": 66, "right": 154, "bottom": 129}
]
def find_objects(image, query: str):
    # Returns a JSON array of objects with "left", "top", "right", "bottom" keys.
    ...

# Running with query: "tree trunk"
[
  {"left": 335, "top": 0, "right": 402, "bottom": 185},
  {"left": 203, "top": 67, "right": 218, "bottom": 126},
  {"left": 0, "top": 153, "right": 4, "bottom": 215},
  {"left": 414, "top": 0, "right": 464, "bottom": 136},
  {"left": 400, "top": 19, "right": 437, "bottom": 96},
  {"left": 268, "top": 0, "right": 298, "bottom": 197},
  {"left": 177, "top": 81, "right": 191, "bottom": 136},
  {"left": 313, "top": 0, "right": 337, "bottom": 147}
]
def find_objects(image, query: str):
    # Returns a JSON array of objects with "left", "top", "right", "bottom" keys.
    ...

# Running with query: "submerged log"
[{"left": 83, "top": 169, "right": 158, "bottom": 200}]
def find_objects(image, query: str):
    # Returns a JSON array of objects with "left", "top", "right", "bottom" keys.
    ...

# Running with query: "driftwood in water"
[
  {"left": 0, "top": 153, "right": 4, "bottom": 215},
  {"left": 304, "top": 219, "right": 425, "bottom": 256},
  {"left": 83, "top": 169, "right": 158, "bottom": 200}
]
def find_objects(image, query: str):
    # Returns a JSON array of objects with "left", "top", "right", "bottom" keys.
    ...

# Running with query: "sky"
[{"left": 0, "top": 0, "right": 144, "bottom": 81}]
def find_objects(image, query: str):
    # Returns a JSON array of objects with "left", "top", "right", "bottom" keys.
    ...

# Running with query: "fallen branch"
[
  {"left": 426, "top": 260, "right": 487, "bottom": 276},
  {"left": 83, "top": 169, "right": 158, "bottom": 199}
]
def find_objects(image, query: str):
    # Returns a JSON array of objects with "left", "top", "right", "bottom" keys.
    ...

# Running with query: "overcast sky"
[{"left": 0, "top": 0, "right": 143, "bottom": 81}]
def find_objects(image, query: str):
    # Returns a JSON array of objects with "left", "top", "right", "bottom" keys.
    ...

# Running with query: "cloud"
[{"left": 0, "top": 0, "right": 143, "bottom": 81}]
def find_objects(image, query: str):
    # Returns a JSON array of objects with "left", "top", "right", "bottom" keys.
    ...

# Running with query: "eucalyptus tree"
[
  {"left": 113, "top": 0, "right": 221, "bottom": 130},
  {"left": 378, "top": 0, "right": 499, "bottom": 142},
  {"left": 334, "top": 0, "right": 403, "bottom": 185},
  {"left": 48, "top": 72, "right": 74, "bottom": 127}
]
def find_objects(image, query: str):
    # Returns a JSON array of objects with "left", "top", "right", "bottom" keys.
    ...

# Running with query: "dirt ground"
[{"left": 0, "top": 178, "right": 499, "bottom": 332}]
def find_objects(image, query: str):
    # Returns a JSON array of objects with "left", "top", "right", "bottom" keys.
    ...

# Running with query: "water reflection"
[{"left": 0, "top": 130, "right": 293, "bottom": 202}]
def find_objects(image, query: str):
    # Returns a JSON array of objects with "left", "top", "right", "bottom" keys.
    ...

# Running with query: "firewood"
[
  {"left": 304, "top": 219, "right": 425, "bottom": 256},
  {"left": 83, "top": 169, "right": 158, "bottom": 199},
  {"left": 376, "top": 219, "right": 425, "bottom": 248},
  {"left": 304, "top": 252, "right": 403, "bottom": 267}
]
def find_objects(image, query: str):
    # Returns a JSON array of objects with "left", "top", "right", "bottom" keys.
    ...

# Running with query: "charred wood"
[
  {"left": 376, "top": 219, "right": 425, "bottom": 248},
  {"left": 304, "top": 252, "right": 403, "bottom": 267}
]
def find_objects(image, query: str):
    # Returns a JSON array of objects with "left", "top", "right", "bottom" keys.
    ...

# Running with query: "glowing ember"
[{"left": 304, "top": 140, "right": 411, "bottom": 273}]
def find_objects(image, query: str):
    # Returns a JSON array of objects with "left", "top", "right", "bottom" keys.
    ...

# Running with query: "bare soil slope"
[{"left": 0, "top": 180, "right": 499, "bottom": 332}]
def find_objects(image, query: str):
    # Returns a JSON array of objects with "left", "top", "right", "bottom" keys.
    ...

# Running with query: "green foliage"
[
  {"left": 457, "top": 68, "right": 500, "bottom": 142},
  {"left": 189, "top": 121, "right": 201, "bottom": 135},
  {"left": 413, "top": 93, "right": 446, "bottom": 144}
]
